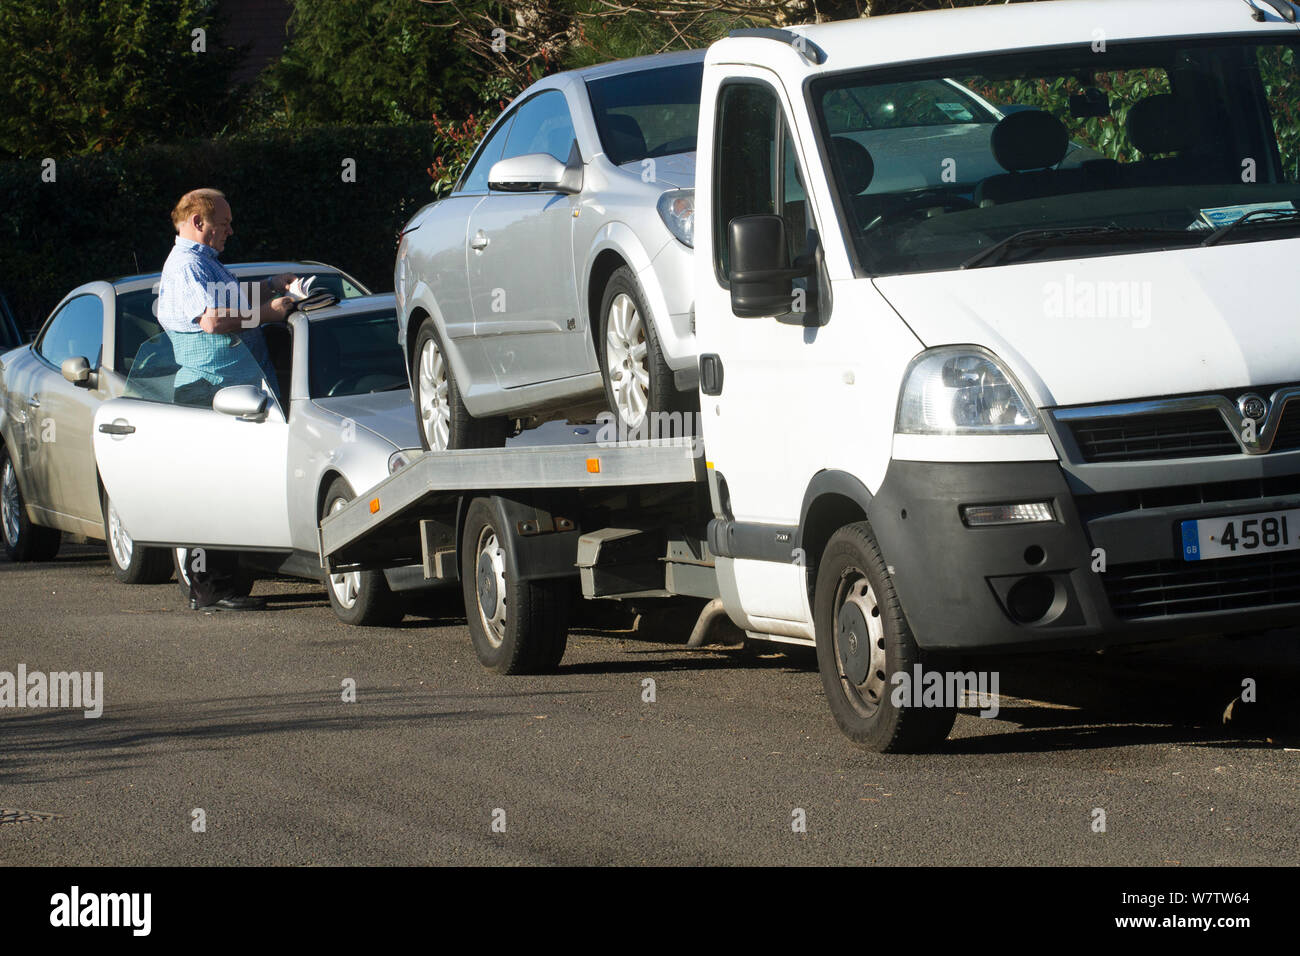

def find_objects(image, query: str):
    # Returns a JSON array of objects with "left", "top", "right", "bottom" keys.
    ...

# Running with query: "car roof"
[
  {"left": 712, "top": 0, "right": 1298, "bottom": 75},
  {"left": 110, "top": 261, "right": 347, "bottom": 289}
]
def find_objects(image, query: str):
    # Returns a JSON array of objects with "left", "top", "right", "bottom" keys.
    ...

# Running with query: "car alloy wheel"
[
  {"left": 1, "top": 459, "right": 19, "bottom": 547},
  {"left": 832, "top": 574, "right": 888, "bottom": 719},
  {"left": 327, "top": 496, "right": 362, "bottom": 610},
  {"left": 604, "top": 292, "right": 649, "bottom": 429},
  {"left": 417, "top": 336, "right": 451, "bottom": 451},
  {"left": 107, "top": 498, "right": 135, "bottom": 571},
  {"left": 474, "top": 526, "right": 508, "bottom": 649}
]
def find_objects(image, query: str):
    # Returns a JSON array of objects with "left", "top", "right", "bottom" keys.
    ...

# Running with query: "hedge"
[{"left": 0, "top": 124, "right": 439, "bottom": 334}]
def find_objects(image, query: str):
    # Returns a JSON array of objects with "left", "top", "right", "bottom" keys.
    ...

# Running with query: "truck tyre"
[
  {"left": 599, "top": 266, "right": 694, "bottom": 440},
  {"left": 1, "top": 445, "right": 60, "bottom": 562},
  {"left": 412, "top": 320, "right": 508, "bottom": 452},
  {"left": 322, "top": 477, "right": 405, "bottom": 627},
  {"left": 461, "top": 497, "right": 569, "bottom": 674},
  {"left": 813, "top": 521, "right": 956, "bottom": 753},
  {"left": 102, "top": 488, "right": 172, "bottom": 584},
  {"left": 172, "top": 547, "right": 255, "bottom": 602}
]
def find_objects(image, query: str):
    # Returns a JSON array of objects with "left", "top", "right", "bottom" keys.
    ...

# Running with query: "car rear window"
[{"left": 586, "top": 62, "right": 703, "bottom": 166}]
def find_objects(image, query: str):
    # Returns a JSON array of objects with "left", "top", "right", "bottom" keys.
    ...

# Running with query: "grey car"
[
  {"left": 90, "top": 293, "right": 433, "bottom": 626},
  {"left": 395, "top": 50, "right": 704, "bottom": 450},
  {"left": 0, "top": 261, "right": 370, "bottom": 579}
]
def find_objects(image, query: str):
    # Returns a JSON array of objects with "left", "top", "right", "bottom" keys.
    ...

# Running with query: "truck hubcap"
[
  {"left": 835, "top": 576, "right": 887, "bottom": 715},
  {"left": 475, "top": 529, "right": 508, "bottom": 647},
  {"left": 327, "top": 497, "right": 361, "bottom": 609},
  {"left": 418, "top": 337, "right": 451, "bottom": 451},
  {"left": 605, "top": 293, "right": 649, "bottom": 430},
  {"left": 1, "top": 461, "right": 19, "bottom": 547}
]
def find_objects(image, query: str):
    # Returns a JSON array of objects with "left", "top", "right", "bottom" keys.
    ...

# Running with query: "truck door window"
[{"left": 714, "top": 81, "right": 812, "bottom": 281}]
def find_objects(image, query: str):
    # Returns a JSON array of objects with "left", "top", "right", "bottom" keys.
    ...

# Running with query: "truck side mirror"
[
  {"left": 61, "top": 356, "right": 97, "bottom": 389},
  {"left": 727, "top": 215, "right": 810, "bottom": 318}
]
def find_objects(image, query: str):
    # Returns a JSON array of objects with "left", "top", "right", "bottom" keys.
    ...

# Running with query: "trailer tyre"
[
  {"left": 413, "top": 320, "right": 509, "bottom": 452},
  {"left": 322, "top": 477, "right": 406, "bottom": 627},
  {"left": 461, "top": 498, "right": 569, "bottom": 674},
  {"left": 813, "top": 521, "right": 956, "bottom": 753}
]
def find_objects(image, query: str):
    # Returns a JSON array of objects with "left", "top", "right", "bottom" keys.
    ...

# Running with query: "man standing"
[{"left": 156, "top": 187, "right": 297, "bottom": 610}]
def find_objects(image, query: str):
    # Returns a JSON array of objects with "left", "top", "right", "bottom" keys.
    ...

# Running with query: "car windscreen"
[
  {"left": 586, "top": 61, "right": 704, "bottom": 166},
  {"left": 308, "top": 310, "right": 408, "bottom": 399},
  {"left": 811, "top": 38, "right": 1300, "bottom": 275}
]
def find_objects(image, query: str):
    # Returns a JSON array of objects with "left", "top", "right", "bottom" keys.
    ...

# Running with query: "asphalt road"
[{"left": 2, "top": 541, "right": 1299, "bottom": 866}]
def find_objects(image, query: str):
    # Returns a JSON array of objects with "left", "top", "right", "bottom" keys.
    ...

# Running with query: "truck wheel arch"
[{"left": 797, "top": 471, "right": 874, "bottom": 597}]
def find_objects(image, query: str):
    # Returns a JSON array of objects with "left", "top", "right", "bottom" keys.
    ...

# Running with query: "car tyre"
[
  {"left": 102, "top": 489, "right": 172, "bottom": 584},
  {"left": 173, "top": 547, "right": 255, "bottom": 602},
  {"left": 813, "top": 521, "right": 956, "bottom": 753},
  {"left": 1, "top": 444, "right": 60, "bottom": 562},
  {"left": 461, "top": 497, "right": 568, "bottom": 674},
  {"left": 412, "top": 320, "right": 508, "bottom": 451},
  {"left": 599, "top": 266, "right": 694, "bottom": 439},
  {"left": 321, "top": 477, "right": 405, "bottom": 627}
]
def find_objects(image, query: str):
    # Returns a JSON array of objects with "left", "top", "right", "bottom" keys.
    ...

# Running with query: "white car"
[
  {"left": 91, "top": 294, "right": 431, "bottom": 625},
  {"left": 395, "top": 50, "right": 704, "bottom": 450}
]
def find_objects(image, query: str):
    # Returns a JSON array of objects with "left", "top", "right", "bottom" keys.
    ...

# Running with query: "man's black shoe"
[{"left": 189, "top": 595, "right": 267, "bottom": 611}]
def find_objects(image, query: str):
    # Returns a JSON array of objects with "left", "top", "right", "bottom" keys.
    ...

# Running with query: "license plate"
[{"left": 1180, "top": 509, "right": 1300, "bottom": 561}]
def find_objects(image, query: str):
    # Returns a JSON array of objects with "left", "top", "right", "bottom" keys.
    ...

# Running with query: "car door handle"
[
  {"left": 26, "top": 395, "right": 39, "bottom": 408},
  {"left": 98, "top": 422, "right": 135, "bottom": 435},
  {"left": 470, "top": 231, "right": 489, "bottom": 251}
]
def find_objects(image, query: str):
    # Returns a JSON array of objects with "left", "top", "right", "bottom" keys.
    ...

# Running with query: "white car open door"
[{"left": 91, "top": 334, "right": 292, "bottom": 549}]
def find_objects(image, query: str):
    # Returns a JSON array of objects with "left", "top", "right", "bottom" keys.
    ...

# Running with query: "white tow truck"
[{"left": 320, "top": 0, "right": 1300, "bottom": 751}]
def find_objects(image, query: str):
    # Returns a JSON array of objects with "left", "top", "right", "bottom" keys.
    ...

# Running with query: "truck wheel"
[
  {"left": 599, "top": 267, "right": 692, "bottom": 439},
  {"left": 322, "top": 477, "right": 405, "bottom": 627},
  {"left": 102, "top": 489, "right": 171, "bottom": 584},
  {"left": 173, "top": 548, "right": 255, "bottom": 602},
  {"left": 461, "top": 497, "right": 569, "bottom": 674},
  {"left": 1, "top": 445, "right": 60, "bottom": 562},
  {"left": 412, "top": 320, "right": 508, "bottom": 451},
  {"left": 813, "top": 521, "right": 956, "bottom": 753}
]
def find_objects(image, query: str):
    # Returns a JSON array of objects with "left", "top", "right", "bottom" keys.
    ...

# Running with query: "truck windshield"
[
  {"left": 586, "top": 62, "right": 704, "bottom": 166},
  {"left": 811, "top": 38, "right": 1300, "bottom": 275}
]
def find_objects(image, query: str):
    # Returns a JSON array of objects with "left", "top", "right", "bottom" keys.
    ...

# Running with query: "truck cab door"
[{"left": 92, "top": 334, "right": 291, "bottom": 549}]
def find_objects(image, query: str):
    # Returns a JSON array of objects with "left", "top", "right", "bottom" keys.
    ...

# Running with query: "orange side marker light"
[
  {"left": 369, "top": 498, "right": 381, "bottom": 514},
  {"left": 586, "top": 457, "right": 601, "bottom": 474}
]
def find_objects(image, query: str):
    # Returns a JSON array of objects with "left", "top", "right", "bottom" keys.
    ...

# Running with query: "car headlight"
[
  {"left": 896, "top": 347, "right": 1041, "bottom": 434},
  {"left": 388, "top": 449, "right": 419, "bottom": 474},
  {"left": 657, "top": 189, "right": 694, "bottom": 247}
]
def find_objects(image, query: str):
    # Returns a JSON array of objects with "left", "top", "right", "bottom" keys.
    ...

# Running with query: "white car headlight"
[
  {"left": 896, "top": 347, "right": 1041, "bottom": 434},
  {"left": 657, "top": 189, "right": 694, "bottom": 247},
  {"left": 388, "top": 449, "right": 419, "bottom": 474}
]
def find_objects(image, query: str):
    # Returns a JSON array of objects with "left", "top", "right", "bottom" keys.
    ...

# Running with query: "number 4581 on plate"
[{"left": 1181, "top": 509, "right": 1300, "bottom": 561}]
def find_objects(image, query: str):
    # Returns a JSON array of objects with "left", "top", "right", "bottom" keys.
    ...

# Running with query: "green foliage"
[
  {"left": 0, "top": 125, "right": 438, "bottom": 333},
  {"left": 0, "top": 0, "right": 242, "bottom": 160},
  {"left": 249, "top": 0, "right": 480, "bottom": 129},
  {"left": 427, "top": 75, "right": 518, "bottom": 196}
]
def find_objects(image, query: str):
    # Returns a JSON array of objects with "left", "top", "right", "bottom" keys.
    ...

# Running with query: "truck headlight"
[
  {"left": 657, "top": 189, "right": 694, "bottom": 247},
  {"left": 896, "top": 347, "right": 1041, "bottom": 434}
]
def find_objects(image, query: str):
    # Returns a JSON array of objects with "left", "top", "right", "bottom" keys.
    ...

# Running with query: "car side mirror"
[
  {"left": 213, "top": 384, "right": 268, "bottom": 422},
  {"left": 488, "top": 152, "right": 582, "bottom": 194},
  {"left": 727, "top": 215, "right": 812, "bottom": 319},
  {"left": 61, "top": 356, "right": 97, "bottom": 389}
]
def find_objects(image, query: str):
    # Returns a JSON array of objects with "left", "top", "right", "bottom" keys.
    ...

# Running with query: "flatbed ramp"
[{"left": 319, "top": 438, "right": 705, "bottom": 571}]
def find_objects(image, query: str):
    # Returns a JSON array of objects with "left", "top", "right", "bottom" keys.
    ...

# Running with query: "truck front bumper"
[{"left": 868, "top": 459, "right": 1300, "bottom": 652}]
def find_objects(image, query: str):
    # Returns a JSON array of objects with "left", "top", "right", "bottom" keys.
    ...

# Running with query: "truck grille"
[
  {"left": 1104, "top": 551, "right": 1300, "bottom": 619},
  {"left": 1068, "top": 409, "right": 1238, "bottom": 462}
]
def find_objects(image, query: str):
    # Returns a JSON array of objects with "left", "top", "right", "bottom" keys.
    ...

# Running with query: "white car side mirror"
[
  {"left": 213, "top": 384, "right": 268, "bottom": 421},
  {"left": 61, "top": 355, "right": 97, "bottom": 389}
]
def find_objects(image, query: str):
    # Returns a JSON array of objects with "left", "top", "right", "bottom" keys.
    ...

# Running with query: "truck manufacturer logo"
[{"left": 1238, "top": 394, "right": 1268, "bottom": 424}]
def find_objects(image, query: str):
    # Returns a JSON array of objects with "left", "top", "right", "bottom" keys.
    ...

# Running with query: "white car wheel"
[
  {"left": 604, "top": 292, "right": 650, "bottom": 429},
  {"left": 417, "top": 337, "right": 451, "bottom": 451},
  {"left": 107, "top": 498, "right": 134, "bottom": 570},
  {"left": 327, "top": 496, "right": 362, "bottom": 610}
]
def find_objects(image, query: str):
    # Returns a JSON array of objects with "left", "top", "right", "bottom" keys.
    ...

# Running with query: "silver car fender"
[
  {"left": 582, "top": 220, "right": 675, "bottom": 356},
  {"left": 399, "top": 285, "right": 477, "bottom": 400}
]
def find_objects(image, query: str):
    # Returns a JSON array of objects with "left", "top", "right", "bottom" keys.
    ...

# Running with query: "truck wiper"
[
  {"left": 1200, "top": 207, "right": 1300, "bottom": 247},
  {"left": 961, "top": 225, "right": 1192, "bottom": 269}
]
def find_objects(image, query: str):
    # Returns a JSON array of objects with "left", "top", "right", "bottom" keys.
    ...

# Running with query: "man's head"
[{"left": 171, "top": 188, "right": 233, "bottom": 253}]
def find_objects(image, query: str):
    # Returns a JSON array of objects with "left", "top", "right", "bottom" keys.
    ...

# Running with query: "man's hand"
[
  {"left": 268, "top": 273, "right": 298, "bottom": 296},
  {"left": 268, "top": 296, "right": 297, "bottom": 321}
]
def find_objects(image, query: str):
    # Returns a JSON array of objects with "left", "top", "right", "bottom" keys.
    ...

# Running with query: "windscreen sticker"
[
  {"left": 934, "top": 102, "right": 974, "bottom": 121},
  {"left": 1196, "top": 200, "right": 1296, "bottom": 229}
]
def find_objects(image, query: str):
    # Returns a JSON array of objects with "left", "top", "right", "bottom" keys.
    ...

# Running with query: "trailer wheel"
[
  {"left": 813, "top": 521, "right": 956, "bottom": 753},
  {"left": 461, "top": 498, "right": 569, "bottom": 674},
  {"left": 322, "top": 477, "right": 405, "bottom": 627},
  {"left": 412, "top": 320, "right": 508, "bottom": 451}
]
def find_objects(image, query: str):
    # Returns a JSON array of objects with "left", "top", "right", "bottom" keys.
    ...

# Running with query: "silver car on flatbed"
[
  {"left": 0, "top": 261, "right": 369, "bottom": 579},
  {"left": 396, "top": 50, "right": 704, "bottom": 450}
]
